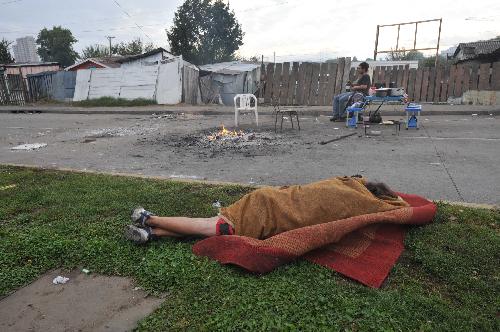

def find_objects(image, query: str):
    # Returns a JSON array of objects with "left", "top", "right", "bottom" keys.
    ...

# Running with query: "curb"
[
  {"left": 2, "top": 163, "right": 497, "bottom": 210},
  {"left": 0, "top": 108, "right": 500, "bottom": 116}
]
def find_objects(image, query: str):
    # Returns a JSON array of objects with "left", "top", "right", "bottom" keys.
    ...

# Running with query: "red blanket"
[{"left": 193, "top": 193, "right": 436, "bottom": 288}]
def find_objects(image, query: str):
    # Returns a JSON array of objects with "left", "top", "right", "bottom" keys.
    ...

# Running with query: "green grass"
[
  {"left": 72, "top": 97, "right": 157, "bottom": 107},
  {"left": 0, "top": 165, "right": 498, "bottom": 331}
]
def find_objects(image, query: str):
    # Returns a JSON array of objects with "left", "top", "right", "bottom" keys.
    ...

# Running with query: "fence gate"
[{"left": 0, "top": 74, "right": 27, "bottom": 105}]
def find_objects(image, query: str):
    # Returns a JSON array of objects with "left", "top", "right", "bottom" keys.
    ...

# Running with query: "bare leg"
[
  {"left": 151, "top": 227, "right": 183, "bottom": 238},
  {"left": 147, "top": 216, "right": 220, "bottom": 237}
]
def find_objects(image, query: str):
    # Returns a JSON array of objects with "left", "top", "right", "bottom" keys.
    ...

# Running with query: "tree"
[
  {"left": 36, "top": 26, "right": 79, "bottom": 67},
  {"left": 81, "top": 38, "right": 155, "bottom": 59},
  {"left": 81, "top": 44, "right": 109, "bottom": 58},
  {"left": 386, "top": 48, "right": 425, "bottom": 61},
  {"left": 0, "top": 38, "right": 14, "bottom": 64},
  {"left": 167, "top": 0, "right": 243, "bottom": 65},
  {"left": 114, "top": 38, "right": 155, "bottom": 56}
]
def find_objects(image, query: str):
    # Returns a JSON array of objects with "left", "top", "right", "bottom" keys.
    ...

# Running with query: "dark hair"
[
  {"left": 359, "top": 62, "right": 369, "bottom": 72},
  {"left": 365, "top": 181, "right": 397, "bottom": 199}
]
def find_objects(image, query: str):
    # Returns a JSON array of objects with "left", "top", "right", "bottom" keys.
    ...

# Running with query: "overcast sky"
[{"left": 0, "top": 0, "right": 498, "bottom": 61}]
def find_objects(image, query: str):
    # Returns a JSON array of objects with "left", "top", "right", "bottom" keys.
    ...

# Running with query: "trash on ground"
[
  {"left": 170, "top": 174, "right": 206, "bottom": 180},
  {"left": 11, "top": 143, "right": 47, "bottom": 151},
  {"left": 472, "top": 114, "right": 478, "bottom": 116},
  {"left": 82, "top": 268, "right": 90, "bottom": 274},
  {"left": 212, "top": 201, "right": 222, "bottom": 208},
  {"left": 52, "top": 276, "right": 69, "bottom": 284},
  {"left": 429, "top": 162, "right": 441, "bottom": 166},
  {"left": 0, "top": 184, "right": 16, "bottom": 191},
  {"left": 382, "top": 120, "right": 394, "bottom": 125}
]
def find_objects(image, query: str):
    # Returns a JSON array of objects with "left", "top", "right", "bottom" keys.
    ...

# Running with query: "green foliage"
[
  {"left": 167, "top": 0, "right": 244, "bottom": 65},
  {"left": 72, "top": 97, "right": 157, "bottom": 107},
  {"left": 80, "top": 44, "right": 110, "bottom": 59},
  {"left": 0, "top": 166, "right": 498, "bottom": 331},
  {"left": 387, "top": 48, "right": 425, "bottom": 61},
  {"left": 0, "top": 38, "right": 14, "bottom": 64},
  {"left": 36, "top": 26, "right": 79, "bottom": 67},
  {"left": 81, "top": 38, "right": 155, "bottom": 59},
  {"left": 419, "top": 55, "right": 448, "bottom": 67}
]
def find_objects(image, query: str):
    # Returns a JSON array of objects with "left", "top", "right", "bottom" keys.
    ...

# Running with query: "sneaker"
[
  {"left": 131, "top": 207, "right": 155, "bottom": 227},
  {"left": 124, "top": 224, "right": 151, "bottom": 244}
]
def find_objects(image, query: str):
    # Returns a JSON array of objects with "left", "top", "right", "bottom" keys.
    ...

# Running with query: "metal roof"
[
  {"left": 453, "top": 40, "right": 500, "bottom": 60},
  {"left": 199, "top": 61, "right": 260, "bottom": 74}
]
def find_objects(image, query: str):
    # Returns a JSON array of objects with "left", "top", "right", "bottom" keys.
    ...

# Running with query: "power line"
[
  {"left": 0, "top": 23, "right": 167, "bottom": 35},
  {"left": 0, "top": 0, "right": 24, "bottom": 5},
  {"left": 111, "top": 0, "right": 153, "bottom": 42}
]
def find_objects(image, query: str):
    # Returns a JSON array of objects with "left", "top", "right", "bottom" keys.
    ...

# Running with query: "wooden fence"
[
  {"left": 0, "top": 74, "right": 28, "bottom": 105},
  {"left": 261, "top": 57, "right": 352, "bottom": 106},
  {"left": 260, "top": 59, "right": 500, "bottom": 105}
]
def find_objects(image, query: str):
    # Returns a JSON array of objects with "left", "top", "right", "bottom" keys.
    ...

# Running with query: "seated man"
[
  {"left": 124, "top": 176, "right": 408, "bottom": 243},
  {"left": 331, "top": 61, "right": 371, "bottom": 122}
]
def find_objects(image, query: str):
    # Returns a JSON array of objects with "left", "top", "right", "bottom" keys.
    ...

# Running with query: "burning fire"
[{"left": 207, "top": 125, "right": 245, "bottom": 141}]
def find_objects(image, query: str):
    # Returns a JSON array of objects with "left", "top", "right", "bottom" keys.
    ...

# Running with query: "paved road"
[{"left": 0, "top": 112, "right": 498, "bottom": 205}]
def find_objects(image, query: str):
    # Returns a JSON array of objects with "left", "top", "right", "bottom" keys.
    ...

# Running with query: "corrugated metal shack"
[{"left": 199, "top": 62, "right": 260, "bottom": 106}]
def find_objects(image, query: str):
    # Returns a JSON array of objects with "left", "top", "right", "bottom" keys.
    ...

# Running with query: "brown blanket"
[{"left": 221, "top": 176, "right": 409, "bottom": 239}]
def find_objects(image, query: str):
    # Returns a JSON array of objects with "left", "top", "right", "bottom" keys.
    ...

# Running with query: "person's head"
[
  {"left": 357, "top": 62, "right": 369, "bottom": 75},
  {"left": 365, "top": 181, "right": 397, "bottom": 199}
]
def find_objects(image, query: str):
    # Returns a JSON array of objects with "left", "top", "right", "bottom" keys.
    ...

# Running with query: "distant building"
[
  {"left": 12, "top": 36, "right": 39, "bottom": 63},
  {"left": 453, "top": 40, "right": 500, "bottom": 64},
  {"left": 65, "top": 56, "right": 126, "bottom": 71},
  {"left": 441, "top": 46, "right": 457, "bottom": 58},
  {"left": 1, "top": 62, "right": 60, "bottom": 79}
]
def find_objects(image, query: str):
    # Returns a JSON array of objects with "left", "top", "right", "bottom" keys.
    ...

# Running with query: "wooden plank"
[
  {"left": 453, "top": 64, "right": 464, "bottom": 97},
  {"left": 372, "top": 66, "right": 380, "bottom": 84},
  {"left": 348, "top": 67, "right": 355, "bottom": 82},
  {"left": 378, "top": 67, "right": 386, "bottom": 87},
  {"left": 447, "top": 65, "right": 456, "bottom": 97},
  {"left": 308, "top": 63, "right": 321, "bottom": 105},
  {"left": 478, "top": 63, "right": 491, "bottom": 90},
  {"left": 462, "top": 64, "right": 471, "bottom": 93},
  {"left": 433, "top": 65, "right": 443, "bottom": 102},
  {"left": 280, "top": 62, "right": 290, "bottom": 104},
  {"left": 470, "top": 64, "right": 479, "bottom": 90},
  {"left": 259, "top": 63, "right": 266, "bottom": 98},
  {"left": 383, "top": 66, "right": 391, "bottom": 87},
  {"left": 426, "top": 67, "right": 436, "bottom": 102},
  {"left": 317, "top": 63, "right": 329, "bottom": 106},
  {"left": 334, "top": 58, "right": 345, "bottom": 95},
  {"left": 407, "top": 68, "right": 417, "bottom": 101},
  {"left": 303, "top": 63, "right": 314, "bottom": 105},
  {"left": 390, "top": 65, "right": 398, "bottom": 86},
  {"left": 440, "top": 65, "right": 450, "bottom": 102},
  {"left": 272, "top": 63, "right": 283, "bottom": 103},
  {"left": 491, "top": 61, "right": 500, "bottom": 91},
  {"left": 264, "top": 63, "right": 274, "bottom": 103},
  {"left": 414, "top": 68, "right": 424, "bottom": 101},
  {"left": 342, "top": 57, "right": 352, "bottom": 90},
  {"left": 295, "top": 62, "right": 307, "bottom": 105},
  {"left": 420, "top": 67, "right": 430, "bottom": 101},
  {"left": 287, "top": 62, "right": 299, "bottom": 105},
  {"left": 326, "top": 63, "right": 338, "bottom": 104},
  {"left": 402, "top": 65, "right": 410, "bottom": 90},
  {"left": 396, "top": 65, "right": 404, "bottom": 87}
]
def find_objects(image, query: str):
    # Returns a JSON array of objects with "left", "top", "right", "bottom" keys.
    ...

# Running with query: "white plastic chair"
[{"left": 234, "top": 94, "right": 258, "bottom": 127}]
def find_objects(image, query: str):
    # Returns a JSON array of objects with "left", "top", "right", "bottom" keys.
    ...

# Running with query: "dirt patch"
[
  {"left": 144, "top": 126, "right": 308, "bottom": 158},
  {"left": 0, "top": 269, "right": 164, "bottom": 332}
]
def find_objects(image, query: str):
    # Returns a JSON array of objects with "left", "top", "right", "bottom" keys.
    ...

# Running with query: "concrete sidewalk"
[{"left": 1, "top": 103, "right": 499, "bottom": 116}]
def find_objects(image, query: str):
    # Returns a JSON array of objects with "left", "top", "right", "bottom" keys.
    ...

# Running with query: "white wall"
[{"left": 73, "top": 57, "right": 183, "bottom": 104}]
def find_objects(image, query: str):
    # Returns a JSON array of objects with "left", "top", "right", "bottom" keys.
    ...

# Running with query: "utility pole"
[
  {"left": 105, "top": 36, "right": 115, "bottom": 58},
  {"left": 273, "top": 51, "right": 275, "bottom": 64}
]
